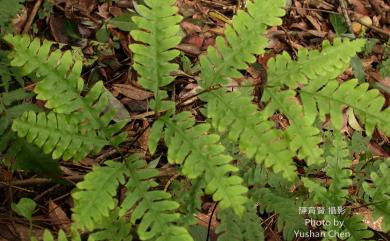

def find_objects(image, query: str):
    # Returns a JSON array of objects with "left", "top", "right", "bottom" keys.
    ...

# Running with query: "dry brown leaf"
[
  {"left": 348, "top": 0, "right": 369, "bottom": 15},
  {"left": 77, "top": 0, "right": 96, "bottom": 14},
  {"left": 353, "top": 207, "right": 384, "bottom": 232},
  {"left": 48, "top": 200, "right": 71, "bottom": 233},
  {"left": 195, "top": 213, "right": 219, "bottom": 229},
  {"left": 49, "top": 15, "right": 72, "bottom": 44},
  {"left": 137, "top": 120, "right": 150, "bottom": 156},
  {"left": 306, "top": 15, "right": 322, "bottom": 31},
  {"left": 113, "top": 84, "right": 153, "bottom": 101},
  {"left": 178, "top": 83, "right": 200, "bottom": 105}
]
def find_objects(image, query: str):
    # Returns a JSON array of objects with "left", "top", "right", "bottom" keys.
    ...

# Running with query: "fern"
[
  {"left": 0, "top": 89, "right": 61, "bottom": 177},
  {"left": 129, "top": 0, "right": 182, "bottom": 113},
  {"left": 72, "top": 160, "right": 127, "bottom": 230},
  {"left": 302, "top": 132, "right": 352, "bottom": 206},
  {"left": 198, "top": 0, "right": 285, "bottom": 89},
  {"left": 362, "top": 160, "right": 390, "bottom": 232},
  {"left": 252, "top": 188, "right": 307, "bottom": 241},
  {"left": 4, "top": 35, "right": 128, "bottom": 160},
  {"left": 72, "top": 155, "right": 193, "bottom": 241},
  {"left": 267, "top": 38, "right": 366, "bottom": 88},
  {"left": 196, "top": 0, "right": 299, "bottom": 180},
  {"left": 4, "top": 35, "right": 128, "bottom": 144},
  {"left": 205, "top": 88, "right": 297, "bottom": 180},
  {"left": 41, "top": 229, "right": 80, "bottom": 241},
  {"left": 162, "top": 111, "right": 248, "bottom": 215},
  {"left": 216, "top": 201, "right": 264, "bottom": 241},
  {"left": 87, "top": 209, "right": 132, "bottom": 241},
  {"left": 302, "top": 132, "right": 374, "bottom": 240},
  {"left": 130, "top": 0, "right": 248, "bottom": 214},
  {"left": 263, "top": 88, "right": 323, "bottom": 165},
  {"left": 12, "top": 111, "right": 109, "bottom": 160},
  {"left": 300, "top": 78, "right": 390, "bottom": 135}
]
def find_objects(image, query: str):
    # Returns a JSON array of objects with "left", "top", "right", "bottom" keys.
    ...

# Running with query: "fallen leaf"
[
  {"left": 48, "top": 200, "right": 71, "bottom": 233},
  {"left": 353, "top": 207, "right": 384, "bottom": 232},
  {"left": 77, "top": 0, "right": 95, "bottom": 14},
  {"left": 113, "top": 84, "right": 153, "bottom": 100}
]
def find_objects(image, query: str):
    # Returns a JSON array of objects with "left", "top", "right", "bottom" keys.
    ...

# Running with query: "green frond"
[
  {"left": 268, "top": 38, "right": 366, "bottom": 88},
  {"left": 130, "top": 0, "right": 182, "bottom": 113},
  {"left": 12, "top": 111, "right": 108, "bottom": 161},
  {"left": 42, "top": 229, "right": 81, "bottom": 241},
  {"left": 119, "top": 155, "right": 193, "bottom": 241},
  {"left": 199, "top": 0, "right": 285, "bottom": 88},
  {"left": 263, "top": 88, "right": 323, "bottom": 165},
  {"left": 324, "top": 132, "right": 352, "bottom": 206},
  {"left": 362, "top": 160, "right": 390, "bottom": 232},
  {"left": 343, "top": 216, "right": 374, "bottom": 241},
  {"left": 216, "top": 201, "right": 264, "bottom": 241},
  {"left": 0, "top": 89, "right": 61, "bottom": 177},
  {"left": 88, "top": 209, "right": 132, "bottom": 241},
  {"left": 4, "top": 35, "right": 128, "bottom": 144},
  {"left": 72, "top": 161, "right": 127, "bottom": 231},
  {"left": 162, "top": 111, "right": 248, "bottom": 214},
  {"left": 300, "top": 78, "right": 390, "bottom": 135},
  {"left": 205, "top": 88, "right": 297, "bottom": 181},
  {"left": 252, "top": 188, "right": 307, "bottom": 241}
]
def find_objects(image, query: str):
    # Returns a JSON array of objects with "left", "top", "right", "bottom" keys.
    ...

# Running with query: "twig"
[
  {"left": 339, "top": 0, "right": 354, "bottom": 35},
  {"left": 0, "top": 175, "right": 84, "bottom": 188},
  {"left": 355, "top": 18, "right": 390, "bottom": 37},
  {"left": 0, "top": 168, "right": 178, "bottom": 189},
  {"left": 286, "top": 6, "right": 339, "bottom": 14},
  {"left": 22, "top": 0, "right": 43, "bottom": 34},
  {"left": 206, "top": 202, "right": 218, "bottom": 241}
]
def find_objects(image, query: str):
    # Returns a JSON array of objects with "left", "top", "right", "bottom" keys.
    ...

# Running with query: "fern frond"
[
  {"left": 12, "top": 111, "right": 108, "bottom": 161},
  {"left": 118, "top": 155, "right": 193, "bottom": 241},
  {"left": 195, "top": 0, "right": 297, "bottom": 180},
  {"left": 267, "top": 38, "right": 366, "bottom": 88},
  {"left": 42, "top": 229, "right": 81, "bottom": 241},
  {"left": 263, "top": 88, "right": 323, "bottom": 165},
  {"left": 300, "top": 78, "right": 390, "bottom": 135},
  {"left": 72, "top": 161, "right": 127, "bottom": 231},
  {"left": 162, "top": 111, "right": 248, "bottom": 214},
  {"left": 199, "top": 0, "right": 285, "bottom": 88},
  {"left": 88, "top": 209, "right": 132, "bottom": 241},
  {"left": 252, "top": 188, "right": 307, "bottom": 241},
  {"left": 130, "top": 0, "right": 182, "bottom": 113},
  {"left": 343, "top": 215, "right": 374, "bottom": 241},
  {"left": 324, "top": 132, "right": 352, "bottom": 206},
  {"left": 4, "top": 35, "right": 128, "bottom": 145},
  {"left": 216, "top": 201, "right": 264, "bottom": 241},
  {"left": 0, "top": 89, "right": 61, "bottom": 177},
  {"left": 205, "top": 88, "right": 297, "bottom": 181},
  {"left": 362, "top": 160, "right": 390, "bottom": 232}
]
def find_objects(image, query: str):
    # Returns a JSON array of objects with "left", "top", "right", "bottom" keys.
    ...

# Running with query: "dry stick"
[
  {"left": 0, "top": 168, "right": 177, "bottom": 189},
  {"left": 355, "top": 18, "right": 390, "bottom": 37},
  {"left": 339, "top": 0, "right": 354, "bottom": 36},
  {"left": 286, "top": 6, "right": 339, "bottom": 14},
  {"left": 22, "top": 0, "right": 43, "bottom": 34},
  {"left": 206, "top": 202, "right": 218, "bottom": 241}
]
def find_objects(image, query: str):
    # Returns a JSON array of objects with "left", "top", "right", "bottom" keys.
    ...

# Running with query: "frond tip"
[
  {"left": 130, "top": 0, "right": 183, "bottom": 112},
  {"left": 12, "top": 111, "right": 109, "bottom": 161}
]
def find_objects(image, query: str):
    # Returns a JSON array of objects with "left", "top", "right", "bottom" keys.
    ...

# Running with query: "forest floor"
[{"left": 0, "top": 0, "right": 389, "bottom": 240}]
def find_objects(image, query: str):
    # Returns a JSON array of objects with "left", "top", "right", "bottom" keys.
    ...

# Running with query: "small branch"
[
  {"left": 339, "top": 0, "right": 354, "bottom": 36},
  {"left": 206, "top": 202, "right": 218, "bottom": 241},
  {"left": 355, "top": 18, "right": 390, "bottom": 37},
  {"left": 0, "top": 168, "right": 178, "bottom": 189},
  {"left": 22, "top": 0, "right": 43, "bottom": 34}
]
